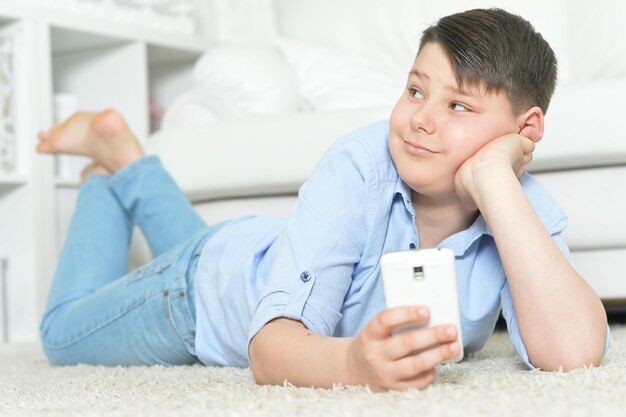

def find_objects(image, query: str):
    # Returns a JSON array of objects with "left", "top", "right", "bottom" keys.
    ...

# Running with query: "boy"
[{"left": 37, "top": 8, "right": 608, "bottom": 392}]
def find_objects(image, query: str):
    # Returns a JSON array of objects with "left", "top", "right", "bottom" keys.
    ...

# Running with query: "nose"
[{"left": 409, "top": 102, "right": 435, "bottom": 135}]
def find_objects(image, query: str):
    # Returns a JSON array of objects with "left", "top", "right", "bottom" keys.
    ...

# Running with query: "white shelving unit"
[
  {"left": 0, "top": 0, "right": 211, "bottom": 345},
  {"left": 0, "top": 255, "right": 8, "bottom": 343}
]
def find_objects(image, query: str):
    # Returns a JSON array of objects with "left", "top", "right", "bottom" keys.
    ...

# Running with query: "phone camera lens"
[{"left": 412, "top": 265, "right": 425, "bottom": 280}]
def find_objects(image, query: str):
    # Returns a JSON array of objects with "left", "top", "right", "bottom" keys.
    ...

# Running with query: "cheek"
[
  {"left": 389, "top": 99, "right": 409, "bottom": 132},
  {"left": 445, "top": 123, "right": 500, "bottom": 165},
  {"left": 440, "top": 138, "right": 482, "bottom": 177},
  {"left": 443, "top": 125, "right": 480, "bottom": 165}
]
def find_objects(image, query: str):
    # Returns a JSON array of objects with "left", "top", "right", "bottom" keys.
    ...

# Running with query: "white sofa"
[
  {"left": 144, "top": 90, "right": 626, "bottom": 307},
  {"left": 137, "top": 0, "right": 626, "bottom": 307}
]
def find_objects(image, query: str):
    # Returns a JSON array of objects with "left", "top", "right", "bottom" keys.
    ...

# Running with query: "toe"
[{"left": 36, "top": 141, "right": 51, "bottom": 153}]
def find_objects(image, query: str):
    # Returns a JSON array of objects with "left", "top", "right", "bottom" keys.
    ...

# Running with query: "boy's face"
[{"left": 389, "top": 42, "right": 520, "bottom": 200}]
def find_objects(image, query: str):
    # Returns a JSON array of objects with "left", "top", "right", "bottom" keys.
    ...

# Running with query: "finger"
[
  {"left": 388, "top": 369, "right": 437, "bottom": 392},
  {"left": 514, "top": 167, "right": 526, "bottom": 178},
  {"left": 522, "top": 150, "right": 534, "bottom": 164},
  {"left": 36, "top": 140, "right": 51, "bottom": 153},
  {"left": 514, "top": 151, "right": 533, "bottom": 177},
  {"left": 520, "top": 152, "right": 532, "bottom": 168},
  {"left": 520, "top": 136, "right": 536, "bottom": 154},
  {"left": 388, "top": 340, "right": 460, "bottom": 381},
  {"left": 366, "top": 306, "right": 430, "bottom": 340},
  {"left": 384, "top": 324, "right": 457, "bottom": 361}
]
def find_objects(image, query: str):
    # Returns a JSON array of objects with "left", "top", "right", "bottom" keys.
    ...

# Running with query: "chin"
[{"left": 406, "top": 174, "right": 456, "bottom": 198}]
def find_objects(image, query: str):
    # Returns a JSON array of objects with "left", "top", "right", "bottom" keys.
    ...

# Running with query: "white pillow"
[
  {"left": 160, "top": 90, "right": 220, "bottom": 130},
  {"left": 274, "top": 0, "right": 573, "bottom": 85},
  {"left": 191, "top": 45, "right": 300, "bottom": 116},
  {"left": 567, "top": 2, "right": 626, "bottom": 83},
  {"left": 276, "top": 37, "right": 404, "bottom": 112},
  {"left": 274, "top": 0, "right": 425, "bottom": 81}
]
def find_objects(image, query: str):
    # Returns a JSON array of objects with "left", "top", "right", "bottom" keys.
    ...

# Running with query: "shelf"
[
  {"left": 1, "top": 1, "right": 211, "bottom": 53},
  {"left": 50, "top": 26, "right": 128, "bottom": 55},
  {"left": 0, "top": 175, "right": 27, "bottom": 199},
  {"left": 0, "top": 255, "right": 7, "bottom": 344},
  {"left": 0, "top": 1, "right": 208, "bottom": 344},
  {"left": 50, "top": 26, "right": 203, "bottom": 65},
  {"left": 147, "top": 43, "right": 203, "bottom": 66},
  {"left": 0, "top": 16, "right": 16, "bottom": 26},
  {"left": 0, "top": 175, "right": 28, "bottom": 186},
  {"left": 0, "top": 1, "right": 29, "bottom": 21},
  {"left": 54, "top": 177, "right": 80, "bottom": 188},
  {"left": 44, "top": 7, "right": 211, "bottom": 54}
]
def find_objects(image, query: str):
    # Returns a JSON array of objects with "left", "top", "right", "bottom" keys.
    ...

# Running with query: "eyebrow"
[{"left": 409, "top": 69, "right": 477, "bottom": 97}]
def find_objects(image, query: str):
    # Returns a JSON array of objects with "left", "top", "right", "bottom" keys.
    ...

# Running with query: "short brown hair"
[{"left": 418, "top": 8, "right": 557, "bottom": 115}]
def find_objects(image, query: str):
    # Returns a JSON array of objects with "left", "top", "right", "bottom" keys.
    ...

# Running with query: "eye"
[
  {"left": 450, "top": 102, "right": 469, "bottom": 112},
  {"left": 408, "top": 88, "right": 424, "bottom": 99}
]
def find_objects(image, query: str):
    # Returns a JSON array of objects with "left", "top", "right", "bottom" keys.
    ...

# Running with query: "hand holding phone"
[
  {"left": 346, "top": 304, "right": 461, "bottom": 392},
  {"left": 380, "top": 247, "right": 464, "bottom": 363}
]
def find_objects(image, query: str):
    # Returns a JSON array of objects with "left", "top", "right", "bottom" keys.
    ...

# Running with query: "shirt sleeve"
[
  {"left": 500, "top": 233, "right": 611, "bottom": 369},
  {"left": 247, "top": 138, "right": 374, "bottom": 355}
]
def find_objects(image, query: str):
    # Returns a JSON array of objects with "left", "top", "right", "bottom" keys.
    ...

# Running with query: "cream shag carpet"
[{"left": 1, "top": 325, "right": 625, "bottom": 417}]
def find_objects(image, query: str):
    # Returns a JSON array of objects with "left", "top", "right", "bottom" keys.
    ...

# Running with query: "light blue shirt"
[{"left": 194, "top": 119, "right": 609, "bottom": 369}]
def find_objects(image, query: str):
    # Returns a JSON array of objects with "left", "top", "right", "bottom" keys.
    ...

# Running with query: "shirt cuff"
[
  {"left": 246, "top": 273, "right": 344, "bottom": 365},
  {"left": 507, "top": 313, "right": 536, "bottom": 370}
]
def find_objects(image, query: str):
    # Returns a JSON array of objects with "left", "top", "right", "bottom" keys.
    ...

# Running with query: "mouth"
[{"left": 402, "top": 139, "right": 438, "bottom": 156}]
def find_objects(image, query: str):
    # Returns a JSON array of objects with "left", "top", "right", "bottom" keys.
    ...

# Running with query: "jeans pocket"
[{"left": 162, "top": 287, "right": 196, "bottom": 355}]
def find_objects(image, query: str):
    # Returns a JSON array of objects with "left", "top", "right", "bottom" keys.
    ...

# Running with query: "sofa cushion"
[
  {"left": 533, "top": 167, "right": 626, "bottom": 250},
  {"left": 276, "top": 37, "right": 401, "bottom": 112},
  {"left": 146, "top": 107, "right": 391, "bottom": 202},
  {"left": 150, "top": 78, "right": 626, "bottom": 201},
  {"left": 570, "top": 249, "right": 626, "bottom": 301},
  {"left": 529, "top": 78, "right": 626, "bottom": 172}
]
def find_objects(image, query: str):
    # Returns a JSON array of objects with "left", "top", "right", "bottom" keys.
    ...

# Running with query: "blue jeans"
[{"left": 40, "top": 156, "right": 228, "bottom": 366}]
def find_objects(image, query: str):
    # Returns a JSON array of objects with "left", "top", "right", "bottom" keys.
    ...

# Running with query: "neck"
[{"left": 411, "top": 190, "right": 479, "bottom": 248}]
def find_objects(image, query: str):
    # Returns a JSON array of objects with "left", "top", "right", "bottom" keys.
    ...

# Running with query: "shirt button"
[
  {"left": 300, "top": 271, "right": 312, "bottom": 282},
  {"left": 409, "top": 243, "right": 416, "bottom": 250}
]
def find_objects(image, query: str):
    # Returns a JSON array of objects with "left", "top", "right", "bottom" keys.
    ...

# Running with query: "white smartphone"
[{"left": 380, "top": 247, "right": 464, "bottom": 363}]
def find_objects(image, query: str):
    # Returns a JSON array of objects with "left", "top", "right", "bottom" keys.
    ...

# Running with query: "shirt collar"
[
  {"left": 393, "top": 176, "right": 491, "bottom": 257},
  {"left": 390, "top": 172, "right": 566, "bottom": 258},
  {"left": 438, "top": 214, "right": 491, "bottom": 257},
  {"left": 393, "top": 176, "right": 415, "bottom": 217}
]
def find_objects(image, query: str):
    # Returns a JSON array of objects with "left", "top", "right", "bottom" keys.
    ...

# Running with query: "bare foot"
[
  {"left": 36, "top": 109, "right": 145, "bottom": 173},
  {"left": 80, "top": 162, "right": 112, "bottom": 184}
]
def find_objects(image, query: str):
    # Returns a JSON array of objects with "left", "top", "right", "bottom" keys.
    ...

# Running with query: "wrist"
[
  {"left": 467, "top": 161, "right": 518, "bottom": 209},
  {"left": 471, "top": 158, "right": 514, "bottom": 181},
  {"left": 343, "top": 337, "right": 365, "bottom": 386}
]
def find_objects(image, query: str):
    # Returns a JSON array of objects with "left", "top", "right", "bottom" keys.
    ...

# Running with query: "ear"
[{"left": 516, "top": 106, "right": 544, "bottom": 143}]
